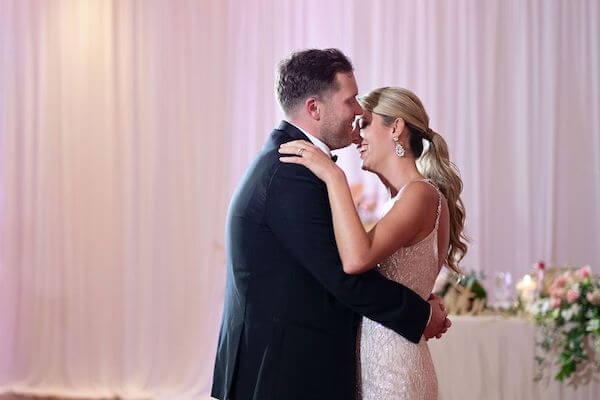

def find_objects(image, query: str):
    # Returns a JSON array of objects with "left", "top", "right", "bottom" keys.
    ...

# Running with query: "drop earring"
[{"left": 393, "top": 137, "right": 405, "bottom": 157}]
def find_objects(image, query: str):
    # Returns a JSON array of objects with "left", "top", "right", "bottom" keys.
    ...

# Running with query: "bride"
[{"left": 279, "top": 87, "right": 468, "bottom": 399}]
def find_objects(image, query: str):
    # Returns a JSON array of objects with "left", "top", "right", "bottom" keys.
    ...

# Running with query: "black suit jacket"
[{"left": 211, "top": 121, "right": 430, "bottom": 400}]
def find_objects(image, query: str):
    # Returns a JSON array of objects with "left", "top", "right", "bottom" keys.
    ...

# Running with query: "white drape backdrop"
[{"left": 1, "top": 1, "right": 598, "bottom": 399}]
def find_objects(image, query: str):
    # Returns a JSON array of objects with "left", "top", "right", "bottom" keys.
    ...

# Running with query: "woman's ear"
[
  {"left": 391, "top": 118, "right": 406, "bottom": 140},
  {"left": 393, "top": 117, "right": 405, "bottom": 134}
]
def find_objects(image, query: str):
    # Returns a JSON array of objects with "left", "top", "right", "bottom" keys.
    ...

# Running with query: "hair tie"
[{"left": 425, "top": 128, "right": 434, "bottom": 142}]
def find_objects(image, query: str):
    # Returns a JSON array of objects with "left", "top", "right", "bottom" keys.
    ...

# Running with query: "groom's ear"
[{"left": 305, "top": 97, "right": 320, "bottom": 121}]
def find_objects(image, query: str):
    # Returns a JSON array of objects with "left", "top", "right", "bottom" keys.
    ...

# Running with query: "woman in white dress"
[{"left": 279, "top": 87, "right": 468, "bottom": 399}]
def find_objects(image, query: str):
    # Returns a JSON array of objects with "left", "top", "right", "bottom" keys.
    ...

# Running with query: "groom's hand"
[{"left": 423, "top": 294, "right": 451, "bottom": 340}]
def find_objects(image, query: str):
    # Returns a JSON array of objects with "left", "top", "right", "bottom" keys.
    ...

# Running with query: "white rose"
[
  {"left": 563, "top": 321, "right": 578, "bottom": 332},
  {"left": 587, "top": 319, "right": 600, "bottom": 332},
  {"left": 569, "top": 303, "right": 581, "bottom": 315},
  {"left": 561, "top": 308, "right": 574, "bottom": 321}
]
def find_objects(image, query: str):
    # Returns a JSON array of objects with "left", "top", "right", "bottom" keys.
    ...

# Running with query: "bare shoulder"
[
  {"left": 392, "top": 180, "right": 439, "bottom": 215},
  {"left": 366, "top": 180, "right": 440, "bottom": 250}
]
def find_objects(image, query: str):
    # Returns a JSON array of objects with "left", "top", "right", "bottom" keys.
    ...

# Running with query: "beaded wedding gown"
[{"left": 358, "top": 179, "right": 443, "bottom": 400}]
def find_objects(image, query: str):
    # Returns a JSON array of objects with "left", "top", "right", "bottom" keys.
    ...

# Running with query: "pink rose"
[
  {"left": 587, "top": 292, "right": 594, "bottom": 302},
  {"left": 555, "top": 275, "right": 567, "bottom": 288},
  {"left": 552, "top": 298, "right": 562, "bottom": 308},
  {"left": 578, "top": 265, "right": 592, "bottom": 279},
  {"left": 587, "top": 290, "right": 600, "bottom": 305},
  {"left": 549, "top": 286, "right": 567, "bottom": 299},
  {"left": 567, "top": 288, "right": 580, "bottom": 303}
]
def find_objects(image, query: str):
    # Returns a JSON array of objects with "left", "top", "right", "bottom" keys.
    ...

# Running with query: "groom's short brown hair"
[{"left": 275, "top": 48, "right": 353, "bottom": 115}]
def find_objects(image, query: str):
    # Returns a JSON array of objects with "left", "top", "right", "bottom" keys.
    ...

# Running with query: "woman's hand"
[{"left": 279, "top": 140, "right": 342, "bottom": 183}]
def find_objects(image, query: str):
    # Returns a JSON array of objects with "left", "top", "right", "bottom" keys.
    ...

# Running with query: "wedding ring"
[{"left": 297, "top": 148, "right": 305, "bottom": 156}]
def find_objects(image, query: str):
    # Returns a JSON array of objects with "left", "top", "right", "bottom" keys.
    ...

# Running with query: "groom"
[{"left": 211, "top": 49, "right": 450, "bottom": 400}]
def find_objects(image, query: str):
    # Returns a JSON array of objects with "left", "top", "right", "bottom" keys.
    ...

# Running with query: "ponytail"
[{"left": 418, "top": 130, "right": 468, "bottom": 273}]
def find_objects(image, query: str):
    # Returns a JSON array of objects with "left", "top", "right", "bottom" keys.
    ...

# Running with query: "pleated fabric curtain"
[{"left": 1, "top": 1, "right": 598, "bottom": 398}]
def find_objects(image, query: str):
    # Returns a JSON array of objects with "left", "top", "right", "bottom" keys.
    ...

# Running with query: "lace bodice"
[
  {"left": 358, "top": 179, "right": 443, "bottom": 400},
  {"left": 376, "top": 179, "right": 443, "bottom": 300}
]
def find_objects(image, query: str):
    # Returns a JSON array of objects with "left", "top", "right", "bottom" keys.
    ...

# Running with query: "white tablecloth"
[{"left": 428, "top": 315, "right": 599, "bottom": 400}]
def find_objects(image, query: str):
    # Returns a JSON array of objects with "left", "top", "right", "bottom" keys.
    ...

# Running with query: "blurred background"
[{"left": 1, "top": 1, "right": 599, "bottom": 399}]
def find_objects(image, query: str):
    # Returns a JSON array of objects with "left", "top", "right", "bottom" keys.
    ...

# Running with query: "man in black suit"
[{"left": 211, "top": 49, "right": 450, "bottom": 400}]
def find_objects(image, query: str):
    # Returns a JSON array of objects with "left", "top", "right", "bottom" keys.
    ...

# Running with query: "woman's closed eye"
[{"left": 353, "top": 116, "right": 368, "bottom": 131}]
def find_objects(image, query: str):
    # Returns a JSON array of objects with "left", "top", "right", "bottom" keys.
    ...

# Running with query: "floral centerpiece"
[
  {"left": 529, "top": 265, "right": 600, "bottom": 383},
  {"left": 433, "top": 270, "right": 487, "bottom": 315}
]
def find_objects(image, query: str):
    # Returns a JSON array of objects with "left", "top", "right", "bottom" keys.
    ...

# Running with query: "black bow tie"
[{"left": 331, "top": 155, "right": 338, "bottom": 163}]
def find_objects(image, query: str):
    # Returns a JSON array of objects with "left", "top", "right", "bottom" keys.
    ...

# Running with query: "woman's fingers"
[
  {"left": 278, "top": 143, "right": 320, "bottom": 159},
  {"left": 278, "top": 146, "right": 308, "bottom": 156},
  {"left": 279, "top": 156, "right": 306, "bottom": 164},
  {"left": 279, "top": 140, "right": 317, "bottom": 154}
]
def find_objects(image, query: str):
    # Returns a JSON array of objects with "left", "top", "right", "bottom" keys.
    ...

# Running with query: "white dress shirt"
[{"left": 285, "top": 121, "right": 332, "bottom": 157}]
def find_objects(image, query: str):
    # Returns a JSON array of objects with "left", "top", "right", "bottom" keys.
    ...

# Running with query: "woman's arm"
[{"left": 279, "top": 140, "right": 434, "bottom": 274}]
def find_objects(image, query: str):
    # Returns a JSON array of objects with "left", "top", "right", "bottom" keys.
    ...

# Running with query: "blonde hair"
[{"left": 358, "top": 87, "right": 468, "bottom": 272}]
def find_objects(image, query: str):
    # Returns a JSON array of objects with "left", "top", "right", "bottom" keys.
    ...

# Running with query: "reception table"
[{"left": 428, "top": 315, "right": 599, "bottom": 400}]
